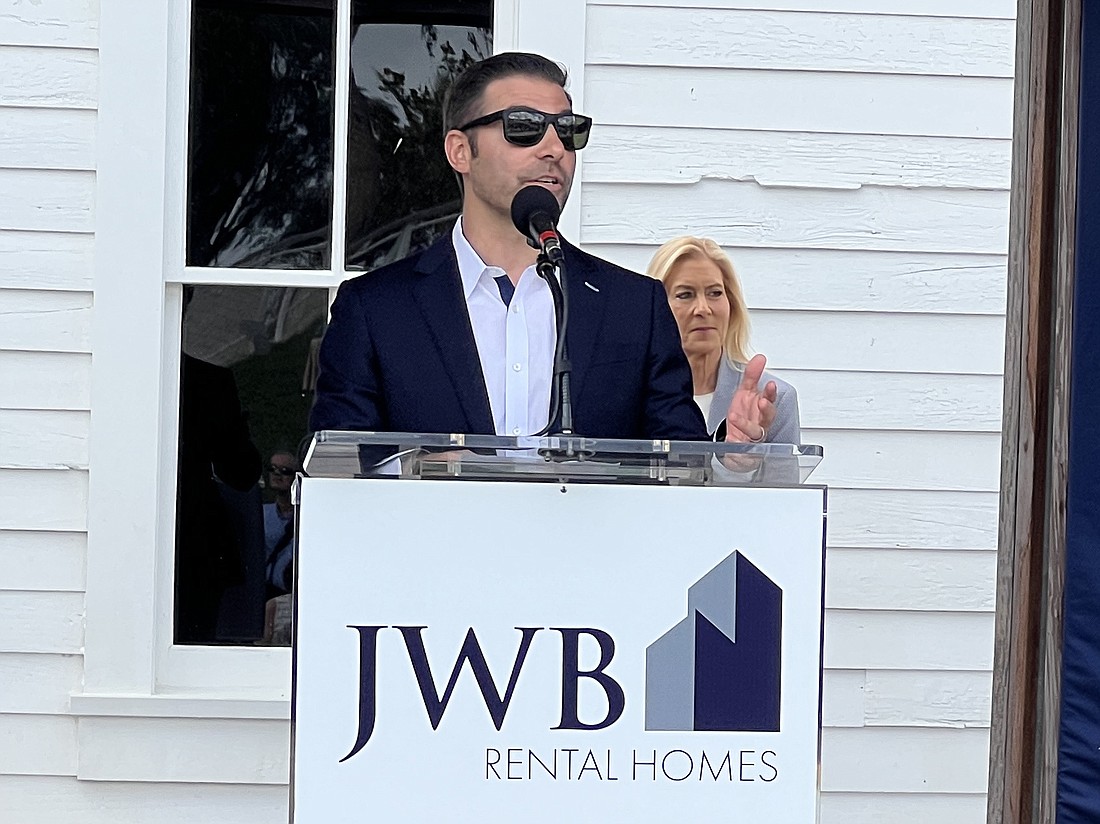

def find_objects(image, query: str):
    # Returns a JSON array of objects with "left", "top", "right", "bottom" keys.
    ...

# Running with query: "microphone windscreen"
[{"left": 510, "top": 185, "right": 561, "bottom": 238}]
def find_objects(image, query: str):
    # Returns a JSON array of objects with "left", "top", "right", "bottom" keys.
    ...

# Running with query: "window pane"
[
  {"left": 175, "top": 285, "right": 328, "bottom": 645},
  {"left": 187, "top": 0, "right": 335, "bottom": 269},
  {"left": 346, "top": 3, "right": 492, "bottom": 270}
]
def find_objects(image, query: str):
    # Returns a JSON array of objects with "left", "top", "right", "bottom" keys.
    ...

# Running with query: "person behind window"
[
  {"left": 263, "top": 450, "right": 298, "bottom": 588},
  {"left": 647, "top": 236, "right": 800, "bottom": 444}
]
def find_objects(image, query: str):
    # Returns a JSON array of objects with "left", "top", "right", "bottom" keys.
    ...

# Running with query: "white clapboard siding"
[
  {"left": 826, "top": 488, "right": 998, "bottom": 552},
  {"left": 588, "top": 7, "right": 1015, "bottom": 77},
  {"left": 0, "top": 169, "right": 95, "bottom": 232},
  {"left": 809, "top": 430, "right": 1002, "bottom": 491},
  {"left": 586, "top": 127, "right": 1012, "bottom": 190},
  {"left": 824, "top": 610, "right": 994, "bottom": 670},
  {"left": 0, "top": 469, "right": 88, "bottom": 531},
  {"left": 3, "top": 352, "right": 92, "bottom": 410},
  {"left": 822, "top": 669, "right": 868, "bottom": 726},
  {"left": 0, "top": 776, "right": 288, "bottom": 824},
  {"left": 819, "top": 792, "right": 987, "bottom": 824},
  {"left": 592, "top": 0, "right": 1014, "bottom": 18},
  {"left": 584, "top": 181, "right": 1008, "bottom": 254},
  {"left": 585, "top": 65, "right": 1013, "bottom": 138},
  {"left": 823, "top": 670, "right": 991, "bottom": 728},
  {"left": 820, "top": 727, "right": 990, "bottom": 792},
  {"left": 0, "top": 107, "right": 96, "bottom": 170},
  {"left": 0, "top": 290, "right": 92, "bottom": 353},
  {"left": 0, "top": 714, "right": 77, "bottom": 776},
  {"left": 0, "top": 46, "right": 97, "bottom": 108},
  {"left": 0, "top": 410, "right": 89, "bottom": 469},
  {"left": 863, "top": 670, "right": 992, "bottom": 727},
  {"left": 825, "top": 549, "right": 997, "bottom": 611},
  {"left": 0, "top": 0, "right": 98, "bottom": 49},
  {"left": 585, "top": 245, "right": 1008, "bottom": 314},
  {"left": 1, "top": 530, "right": 85, "bottom": 592},
  {"left": 750, "top": 312, "right": 1006, "bottom": 375},
  {"left": 1, "top": 653, "right": 84, "bottom": 714},
  {"left": 76, "top": 718, "right": 290, "bottom": 784},
  {"left": 0, "top": 231, "right": 94, "bottom": 291},
  {"left": 0, "top": 591, "right": 84, "bottom": 654},
  {"left": 781, "top": 371, "right": 1003, "bottom": 431}
]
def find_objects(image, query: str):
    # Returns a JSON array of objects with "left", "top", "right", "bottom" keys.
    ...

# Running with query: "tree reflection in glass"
[
  {"left": 346, "top": 13, "right": 491, "bottom": 270},
  {"left": 187, "top": 0, "right": 335, "bottom": 269}
]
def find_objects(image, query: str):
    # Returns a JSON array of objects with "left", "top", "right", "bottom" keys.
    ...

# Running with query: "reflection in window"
[
  {"left": 175, "top": 285, "right": 328, "bottom": 645},
  {"left": 346, "top": 4, "right": 492, "bottom": 269},
  {"left": 187, "top": 0, "right": 335, "bottom": 269}
]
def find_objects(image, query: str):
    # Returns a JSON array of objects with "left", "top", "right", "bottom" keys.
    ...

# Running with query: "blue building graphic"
[{"left": 645, "top": 551, "right": 783, "bottom": 732}]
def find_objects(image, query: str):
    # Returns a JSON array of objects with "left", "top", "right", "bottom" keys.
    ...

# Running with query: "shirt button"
[
  {"left": 512, "top": 305, "right": 520, "bottom": 314},
  {"left": 512, "top": 362, "right": 522, "bottom": 371},
  {"left": 512, "top": 427, "right": 521, "bottom": 435}
]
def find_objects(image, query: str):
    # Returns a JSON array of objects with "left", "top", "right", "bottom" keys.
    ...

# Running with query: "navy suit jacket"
[{"left": 309, "top": 234, "right": 706, "bottom": 440}]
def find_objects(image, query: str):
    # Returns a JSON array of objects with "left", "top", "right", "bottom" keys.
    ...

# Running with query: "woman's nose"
[{"left": 693, "top": 296, "right": 710, "bottom": 314}]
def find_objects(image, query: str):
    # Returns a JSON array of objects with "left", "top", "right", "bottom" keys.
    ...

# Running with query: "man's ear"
[{"left": 444, "top": 130, "right": 472, "bottom": 175}]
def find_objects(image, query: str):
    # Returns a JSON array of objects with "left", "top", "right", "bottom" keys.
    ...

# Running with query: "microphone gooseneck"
[{"left": 510, "top": 186, "right": 574, "bottom": 436}]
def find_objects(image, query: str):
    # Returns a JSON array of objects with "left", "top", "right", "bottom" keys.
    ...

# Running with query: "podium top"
[{"left": 303, "top": 432, "right": 823, "bottom": 486}]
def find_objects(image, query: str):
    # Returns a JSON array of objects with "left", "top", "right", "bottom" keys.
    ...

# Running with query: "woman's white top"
[{"left": 694, "top": 391, "right": 715, "bottom": 424}]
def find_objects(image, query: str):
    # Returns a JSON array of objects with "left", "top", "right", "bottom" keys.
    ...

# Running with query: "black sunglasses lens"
[
  {"left": 555, "top": 115, "right": 591, "bottom": 150},
  {"left": 502, "top": 110, "right": 547, "bottom": 146}
]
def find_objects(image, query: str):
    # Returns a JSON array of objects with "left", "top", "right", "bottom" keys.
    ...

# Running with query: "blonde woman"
[{"left": 648, "top": 237, "right": 800, "bottom": 444}]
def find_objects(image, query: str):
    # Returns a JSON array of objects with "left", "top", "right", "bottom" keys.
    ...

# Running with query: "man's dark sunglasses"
[{"left": 457, "top": 106, "right": 593, "bottom": 151}]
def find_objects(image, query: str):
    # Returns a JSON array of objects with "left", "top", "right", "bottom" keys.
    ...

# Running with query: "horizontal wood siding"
[
  {"left": 587, "top": 244, "right": 1007, "bottom": 314},
  {"left": 0, "top": 6, "right": 97, "bottom": 801},
  {"left": 585, "top": 2, "right": 1009, "bottom": 816},
  {"left": 0, "top": 776, "right": 288, "bottom": 824},
  {"left": 0, "top": 46, "right": 97, "bottom": 108},
  {"left": 588, "top": 7, "right": 1015, "bottom": 76}
]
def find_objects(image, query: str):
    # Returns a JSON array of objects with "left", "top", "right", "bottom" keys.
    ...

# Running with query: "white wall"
[
  {"left": 0, "top": 0, "right": 96, "bottom": 807},
  {"left": 0, "top": 0, "right": 1012, "bottom": 821},
  {"left": 582, "top": 1, "right": 1012, "bottom": 821}
]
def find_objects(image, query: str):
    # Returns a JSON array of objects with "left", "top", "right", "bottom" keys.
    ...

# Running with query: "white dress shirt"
[{"left": 452, "top": 219, "right": 556, "bottom": 436}]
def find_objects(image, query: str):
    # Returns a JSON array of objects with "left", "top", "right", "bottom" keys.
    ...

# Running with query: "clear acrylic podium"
[
  {"left": 292, "top": 432, "right": 826, "bottom": 823},
  {"left": 302, "top": 430, "right": 823, "bottom": 485}
]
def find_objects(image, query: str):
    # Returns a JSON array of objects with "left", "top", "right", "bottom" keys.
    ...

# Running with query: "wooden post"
[{"left": 988, "top": 0, "right": 1079, "bottom": 821}]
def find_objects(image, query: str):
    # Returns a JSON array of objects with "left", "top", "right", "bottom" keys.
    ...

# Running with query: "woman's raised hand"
[{"left": 724, "top": 354, "right": 778, "bottom": 443}]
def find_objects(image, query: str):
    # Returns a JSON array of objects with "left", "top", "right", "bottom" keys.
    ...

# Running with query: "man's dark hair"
[{"left": 443, "top": 52, "right": 570, "bottom": 136}]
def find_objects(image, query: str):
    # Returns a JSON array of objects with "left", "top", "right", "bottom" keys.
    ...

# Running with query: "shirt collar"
[{"left": 452, "top": 217, "right": 499, "bottom": 300}]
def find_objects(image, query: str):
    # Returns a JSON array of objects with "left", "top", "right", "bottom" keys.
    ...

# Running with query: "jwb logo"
[
  {"left": 341, "top": 627, "right": 625, "bottom": 761},
  {"left": 339, "top": 551, "right": 782, "bottom": 761}
]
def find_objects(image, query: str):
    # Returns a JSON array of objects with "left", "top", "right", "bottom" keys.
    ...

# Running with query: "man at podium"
[{"left": 310, "top": 52, "right": 773, "bottom": 442}]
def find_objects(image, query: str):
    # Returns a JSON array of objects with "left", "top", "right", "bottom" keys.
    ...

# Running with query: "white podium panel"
[{"left": 292, "top": 479, "right": 825, "bottom": 822}]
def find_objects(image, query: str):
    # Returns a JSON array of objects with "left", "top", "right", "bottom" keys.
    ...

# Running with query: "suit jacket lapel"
[
  {"left": 560, "top": 242, "right": 607, "bottom": 406},
  {"left": 710, "top": 357, "right": 740, "bottom": 436},
  {"left": 411, "top": 237, "right": 495, "bottom": 434}
]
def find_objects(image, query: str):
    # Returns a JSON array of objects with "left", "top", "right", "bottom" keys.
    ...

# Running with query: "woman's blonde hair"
[{"left": 646, "top": 236, "right": 752, "bottom": 364}]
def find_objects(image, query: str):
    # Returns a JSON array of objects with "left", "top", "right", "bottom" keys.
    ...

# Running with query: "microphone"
[{"left": 510, "top": 185, "right": 564, "bottom": 264}]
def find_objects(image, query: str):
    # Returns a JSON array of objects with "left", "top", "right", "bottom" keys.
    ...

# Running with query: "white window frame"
[{"left": 78, "top": 0, "right": 587, "bottom": 714}]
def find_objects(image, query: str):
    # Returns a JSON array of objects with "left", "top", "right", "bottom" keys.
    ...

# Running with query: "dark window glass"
[
  {"left": 187, "top": 0, "right": 335, "bottom": 269},
  {"left": 346, "top": 3, "right": 492, "bottom": 269},
  {"left": 175, "top": 285, "right": 328, "bottom": 645}
]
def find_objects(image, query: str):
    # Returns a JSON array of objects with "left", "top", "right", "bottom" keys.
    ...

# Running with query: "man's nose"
[{"left": 536, "top": 125, "right": 566, "bottom": 158}]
